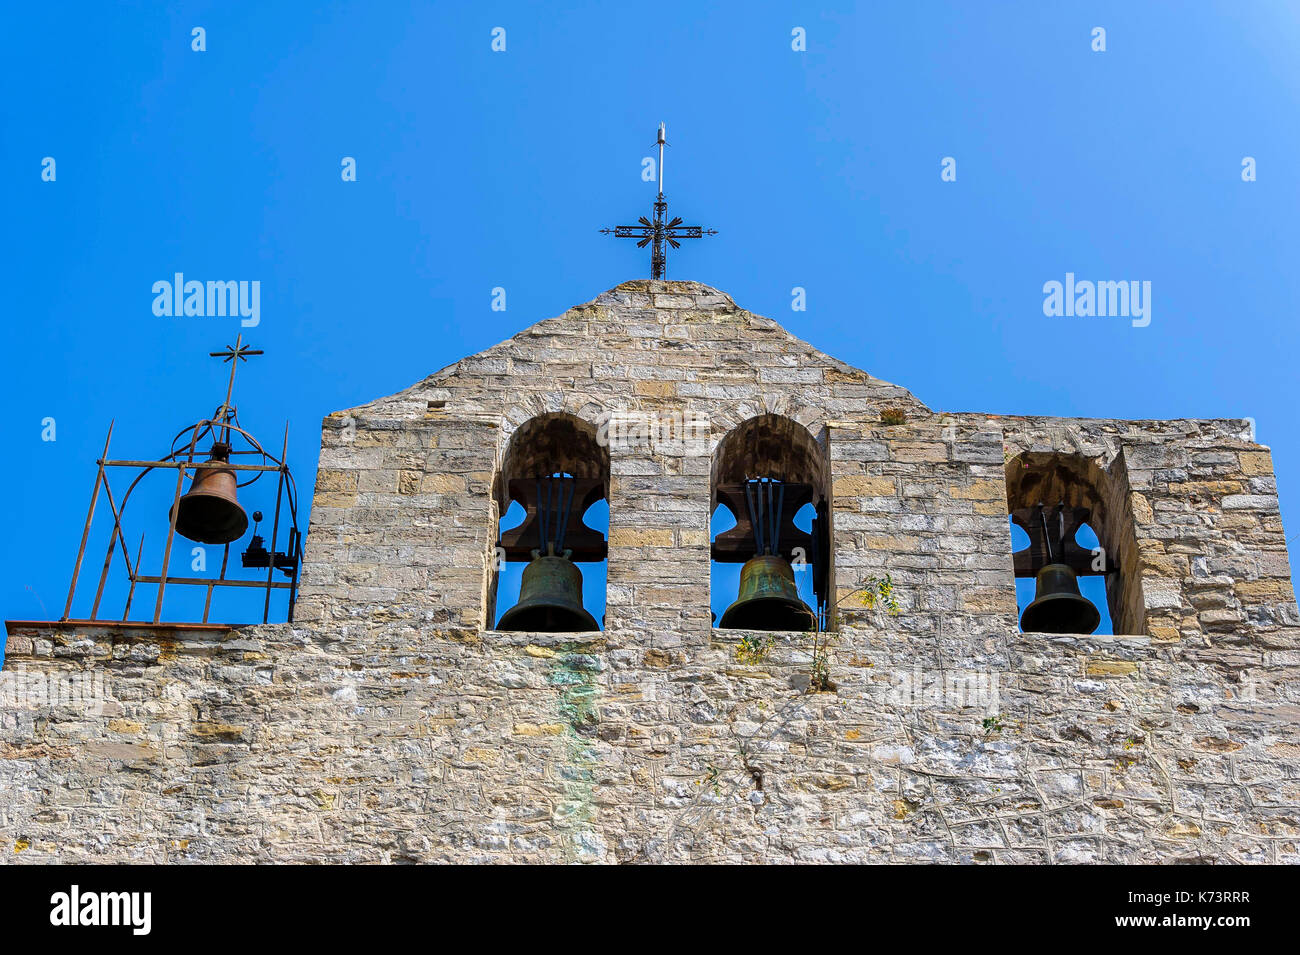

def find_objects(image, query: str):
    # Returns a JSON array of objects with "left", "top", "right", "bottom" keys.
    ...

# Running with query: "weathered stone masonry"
[{"left": 3, "top": 280, "right": 1298, "bottom": 862}]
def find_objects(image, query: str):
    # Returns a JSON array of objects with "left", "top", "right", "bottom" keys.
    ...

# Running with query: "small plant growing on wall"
[
  {"left": 857, "top": 574, "right": 900, "bottom": 615},
  {"left": 734, "top": 633, "right": 775, "bottom": 665},
  {"left": 807, "top": 576, "right": 901, "bottom": 692},
  {"left": 696, "top": 762, "right": 723, "bottom": 796},
  {"left": 808, "top": 629, "right": 838, "bottom": 692},
  {"left": 880, "top": 407, "right": 906, "bottom": 426}
]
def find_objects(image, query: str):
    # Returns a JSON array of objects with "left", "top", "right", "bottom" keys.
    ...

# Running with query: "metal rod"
[
  {"left": 534, "top": 479, "right": 545, "bottom": 556},
  {"left": 287, "top": 528, "right": 301, "bottom": 623},
  {"left": 99, "top": 459, "right": 281, "bottom": 472},
  {"left": 219, "top": 332, "right": 242, "bottom": 446},
  {"left": 153, "top": 448, "right": 192, "bottom": 623},
  {"left": 744, "top": 479, "right": 761, "bottom": 556},
  {"left": 89, "top": 480, "right": 120, "bottom": 620},
  {"left": 89, "top": 522, "right": 116, "bottom": 620},
  {"left": 89, "top": 471, "right": 136, "bottom": 620},
  {"left": 122, "top": 533, "right": 145, "bottom": 621},
  {"left": 1039, "top": 505, "right": 1054, "bottom": 563},
  {"left": 101, "top": 472, "right": 137, "bottom": 578},
  {"left": 542, "top": 477, "right": 554, "bottom": 556},
  {"left": 63, "top": 421, "right": 114, "bottom": 620},
  {"left": 555, "top": 477, "right": 575, "bottom": 554},
  {"left": 657, "top": 122, "right": 666, "bottom": 196},
  {"left": 759, "top": 480, "right": 769, "bottom": 556},
  {"left": 774, "top": 482, "right": 785, "bottom": 557},
  {"left": 810, "top": 508, "right": 822, "bottom": 628},
  {"left": 134, "top": 575, "right": 293, "bottom": 590},
  {"left": 263, "top": 427, "right": 289, "bottom": 624}
]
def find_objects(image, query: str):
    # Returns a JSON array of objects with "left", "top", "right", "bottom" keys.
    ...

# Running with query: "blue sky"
[{"left": 3, "top": 2, "right": 1298, "bottom": 643}]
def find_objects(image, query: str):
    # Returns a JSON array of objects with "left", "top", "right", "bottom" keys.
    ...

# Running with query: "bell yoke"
[{"left": 493, "top": 476, "right": 1106, "bottom": 636}]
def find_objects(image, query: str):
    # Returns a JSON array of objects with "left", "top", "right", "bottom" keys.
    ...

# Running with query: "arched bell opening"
[
  {"left": 1006, "top": 451, "right": 1131, "bottom": 635},
  {"left": 789, "top": 499, "right": 820, "bottom": 617},
  {"left": 710, "top": 414, "right": 831, "bottom": 632},
  {"left": 1010, "top": 516, "right": 1114, "bottom": 634},
  {"left": 489, "top": 414, "right": 608, "bottom": 632}
]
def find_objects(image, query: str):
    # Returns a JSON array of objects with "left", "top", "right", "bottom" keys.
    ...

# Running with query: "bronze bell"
[
  {"left": 497, "top": 553, "right": 599, "bottom": 632},
  {"left": 718, "top": 555, "right": 817, "bottom": 632},
  {"left": 1020, "top": 563, "right": 1100, "bottom": 634},
  {"left": 171, "top": 443, "right": 249, "bottom": 545}
]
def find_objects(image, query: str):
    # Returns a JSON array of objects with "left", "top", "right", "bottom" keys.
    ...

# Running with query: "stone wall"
[
  {"left": 2, "top": 281, "right": 1297, "bottom": 863},
  {"left": 3, "top": 616, "right": 1297, "bottom": 863}
]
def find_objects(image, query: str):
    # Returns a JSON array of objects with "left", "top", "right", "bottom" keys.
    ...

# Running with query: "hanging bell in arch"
[
  {"left": 718, "top": 555, "right": 817, "bottom": 632},
  {"left": 1020, "top": 563, "right": 1100, "bottom": 635},
  {"left": 497, "top": 551, "right": 600, "bottom": 633},
  {"left": 170, "top": 443, "right": 249, "bottom": 545}
]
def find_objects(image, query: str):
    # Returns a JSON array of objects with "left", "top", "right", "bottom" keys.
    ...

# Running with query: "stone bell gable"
[
  {"left": 3, "top": 279, "right": 1299, "bottom": 864},
  {"left": 295, "top": 280, "right": 1298, "bottom": 652},
  {"left": 294, "top": 280, "right": 933, "bottom": 634}
]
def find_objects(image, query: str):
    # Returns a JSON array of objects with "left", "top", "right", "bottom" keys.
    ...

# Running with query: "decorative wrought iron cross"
[
  {"left": 601, "top": 123, "right": 716, "bottom": 279},
  {"left": 209, "top": 333, "right": 263, "bottom": 438}
]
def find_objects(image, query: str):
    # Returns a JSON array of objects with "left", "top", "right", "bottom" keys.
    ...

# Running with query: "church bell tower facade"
[{"left": 4, "top": 280, "right": 1299, "bottom": 863}]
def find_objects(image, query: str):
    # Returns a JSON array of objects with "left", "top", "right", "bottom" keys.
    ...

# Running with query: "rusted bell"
[
  {"left": 1020, "top": 563, "right": 1100, "bottom": 634},
  {"left": 171, "top": 443, "right": 248, "bottom": 545},
  {"left": 497, "top": 554, "right": 599, "bottom": 632},
  {"left": 718, "top": 555, "right": 817, "bottom": 632}
]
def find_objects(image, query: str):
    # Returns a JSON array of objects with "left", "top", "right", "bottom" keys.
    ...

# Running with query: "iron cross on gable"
[{"left": 601, "top": 123, "right": 717, "bottom": 279}]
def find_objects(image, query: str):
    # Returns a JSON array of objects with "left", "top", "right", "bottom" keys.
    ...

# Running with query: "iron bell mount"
[
  {"left": 1013, "top": 501, "right": 1103, "bottom": 635},
  {"left": 495, "top": 475, "right": 603, "bottom": 633},
  {"left": 714, "top": 478, "right": 818, "bottom": 633}
]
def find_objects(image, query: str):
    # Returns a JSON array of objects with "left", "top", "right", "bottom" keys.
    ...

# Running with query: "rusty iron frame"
[
  {"left": 59, "top": 419, "right": 302, "bottom": 626},
  {"left": 59, "top": 334, "right": 302, "bottom": 627}
]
